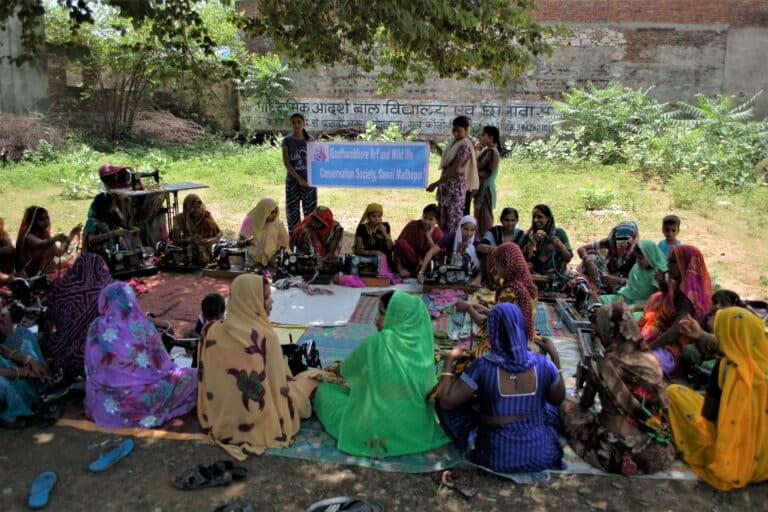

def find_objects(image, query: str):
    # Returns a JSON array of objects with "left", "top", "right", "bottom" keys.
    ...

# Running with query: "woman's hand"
[
  {"left": 25, "top": 359, "right": 52, "bottom": 384},
  {"left": 417, "top": 271, "right": 426, "bottom": 284},
  {"left": 297, "top": 178, "right": 310, "bottom": 188},
  {"left": 679, "top": 314, "right": 706, "bottom": 340},
  {"left": 534, "top": 336, "right": 561, "bottom": 368},
  {"left": 426, "top": 182, "right": 438, "bottom": 193},
  {"left": 455, "top": 300, "right": 471, "bottom": 313}
]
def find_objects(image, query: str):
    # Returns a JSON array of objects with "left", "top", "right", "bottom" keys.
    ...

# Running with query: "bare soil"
[{"left": 0, "top": 424, "right": 765, "bottom": 512}]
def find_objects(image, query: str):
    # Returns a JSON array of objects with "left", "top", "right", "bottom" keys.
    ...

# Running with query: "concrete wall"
[
  {"left": 239, "top": 0, "right": 768, "bottom": 134},
  {"left": 0, "top": 15, "right": 49, "bottom": 114}
]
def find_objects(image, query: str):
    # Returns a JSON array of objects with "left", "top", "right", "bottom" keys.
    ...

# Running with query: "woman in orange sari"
[
  {"left": 289, "top": 206, "right": 343, "bottom": 260},
  {"left": 639, "top": 245, "right": 712, "bottom": 377},
  {"left": 668, "top": 307, "right": 768, "bottom": 490}
]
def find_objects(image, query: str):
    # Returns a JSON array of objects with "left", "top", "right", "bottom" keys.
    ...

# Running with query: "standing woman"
[
  {"left": 427, "top": 116, "right": 478, "bottom": 233},
  {"left": 282, "top": 113, "right": 317, "bottom": 234},
  {"left": 15, "top": 206, "right": 81, "bottom": 277},
  {"left": 474, "top": 126, "right": 501, "bottom": 237},
  {"left": 522, "top": 204, "right": 572, "bottom": 277}
]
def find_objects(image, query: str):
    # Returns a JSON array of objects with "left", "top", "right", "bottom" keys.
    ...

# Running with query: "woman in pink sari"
[
  {"left": 638, "top": 245, "right": 712, "bottom": 377},
  {"left": 84, "top": 282, "right": 197, "bottom": 428}
]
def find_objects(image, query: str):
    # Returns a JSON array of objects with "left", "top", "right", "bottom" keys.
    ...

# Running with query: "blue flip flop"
[
  {"left": 89, "top": 439, "right": 135, "bottom": 472},
  {"left": 27, "top": 471, "right": 57, "bottom": 509}
]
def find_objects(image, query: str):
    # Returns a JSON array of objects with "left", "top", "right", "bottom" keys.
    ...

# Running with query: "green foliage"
[
  {"left": 575, "top": 184, "right": 618, "bottom": 211},
  {"left": 236, "top": 54, "right": 292, "bottom": 102},
  {"left": 43, "top": 1, "right": 245, "bottom": 139},
  {"left": 357, "top": 121, "right": 418, "bottom": 142},
  {"left": 5, "top": 0, "right": 555, "bottom": 93},
  {"left": 514, "top": 83, "right": 768, "bottom": 189}
]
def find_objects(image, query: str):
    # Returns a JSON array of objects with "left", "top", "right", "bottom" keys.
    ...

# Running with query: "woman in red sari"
[
  {"left": 289, "top": 206, "right": 343, "bottom": 260},
  {"left": 639, "top": 245, "right": 712, "bottom": 377}
]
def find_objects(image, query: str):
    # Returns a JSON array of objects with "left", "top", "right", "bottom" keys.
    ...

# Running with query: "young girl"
[
  {"left": 282, "top": 113, "right": 317, "bottom": 234},
  {"left": 417, "top": 215, "right": 480, "bottom": 284},
  {"left": 354, "top": 203, "right": 394, "bottom": 267},
  {"left": 474, "top": 126, "right": 501, "bottom": 236},
  {"left": 426, "top": 116, "right": 478, "bottom": 233}
]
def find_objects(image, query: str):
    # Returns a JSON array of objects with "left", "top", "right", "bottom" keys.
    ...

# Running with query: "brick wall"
[{"left": 531, "top": 0, "right": 768, "bottom": 27}]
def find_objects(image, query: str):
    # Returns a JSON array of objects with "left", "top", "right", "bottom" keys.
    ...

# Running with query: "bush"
[
  {"left": 358, "top": 121, "right": 418, "bottom": 142},
  {"left": 575, "top": 184, "right": 618, "bottom": 210},
  {"left": 0, "top": 114, "right": 64, "bottom": 162},
  {"left": 516, "top": 83, "right": 768, "bottom": 189}
]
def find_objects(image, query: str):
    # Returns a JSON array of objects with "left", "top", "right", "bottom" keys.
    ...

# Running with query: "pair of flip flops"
[
  {"left": 173, "top": 461, "right": 247, "bottom": 490},
  {"left": 305, "top": 497, "right": 383, "bottom": 512},
  {"left": 26, "top": 439, "right": 134, "bottom": 509}
]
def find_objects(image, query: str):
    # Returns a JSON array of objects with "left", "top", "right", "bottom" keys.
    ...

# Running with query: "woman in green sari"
[
  {"left": 314, "top": 291, "right": 449, "bottom": 457},
  {"left": 599, "top": 240, "right": 667, "bottom": 314}
]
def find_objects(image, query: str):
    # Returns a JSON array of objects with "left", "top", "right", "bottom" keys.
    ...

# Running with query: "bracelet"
[
  {"left": 440, "top": 372, "right": 455, "bottom": 378},
  {"left": 14, "top": 367, "right": 20, "bottom": 379},
  {"left": 23, "top": 355, "right": 32, "bottom": 366},
  {"left": 418, "top": 271, "right": 425, "bottom": 275}
]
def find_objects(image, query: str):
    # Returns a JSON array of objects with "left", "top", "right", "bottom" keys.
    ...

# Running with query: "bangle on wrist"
[
  {"left": 440, "top": 372, "right": 455, "bottom": 378},
  {"left": 14, "top": 367, "right": 20, "bottom": 379}
]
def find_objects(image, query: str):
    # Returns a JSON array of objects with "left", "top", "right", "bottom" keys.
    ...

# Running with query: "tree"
[
  {"left": 3, "top": 0, "right": 556, "bottom": 92},
  {"left": 43, "top": 1, "right": 244, "bottom": 138}
]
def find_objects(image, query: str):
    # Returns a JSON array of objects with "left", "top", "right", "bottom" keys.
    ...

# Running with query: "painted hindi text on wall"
[{"left": 240, "top": 97, "right": 557, "bottom": 137}]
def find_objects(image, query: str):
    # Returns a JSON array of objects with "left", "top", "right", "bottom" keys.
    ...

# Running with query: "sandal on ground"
[
  {"left": 212, "top": 502, "right": 256, "bottom": 512},
  {"left": 172, "top": 463, "right": 233, "bottom": 490},
  {"left": 27, "top": 471, "right": 57, "bottom": 509},
  {"left": 211, "top": 460, "right": 247, "bottom": 481},
  {"left": 435, "top": 470, "right": 478, "bottom": 500},
  {"left": 89, "top": 439, "right": 134, "bottom": 472},
  {"left": 305, "top": 496, "right": 384, "bottom": 512}
]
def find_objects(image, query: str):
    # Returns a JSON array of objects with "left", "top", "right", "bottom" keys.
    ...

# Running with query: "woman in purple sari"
[
  {"left": 43, "top": 254, "right": 112, "bottom": 384},
  {"left": 84, "top": 282, "right": 197, "bottom": 428}
]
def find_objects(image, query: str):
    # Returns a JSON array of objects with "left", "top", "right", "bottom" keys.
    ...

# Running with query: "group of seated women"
[{"left": 1, "top": 190, "right": 767, "bottom": 492}]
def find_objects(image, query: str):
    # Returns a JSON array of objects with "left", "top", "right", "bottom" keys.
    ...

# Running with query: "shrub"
[
  {"left": 358, "top": 121, "right": 418, "bottom": 142},
  {"left": 0, "top": 114, "right": 64, "bottom": 162},
  {"left": 575, "top": 184, "right": 618, "bottom": 211}
]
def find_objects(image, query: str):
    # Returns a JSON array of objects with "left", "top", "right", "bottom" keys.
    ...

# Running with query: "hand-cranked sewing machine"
[
  {"left": 423, "top": 256, "right": 472, "bottom": 286},
  {"left": 211, "top": 240, "right": 251, "bottom": 271},
  {"left": 155, "top": 241, "right": 209, "bottom": 271},
  {"left": 102, "top": 246, "right": 156, "bottom": 278}
]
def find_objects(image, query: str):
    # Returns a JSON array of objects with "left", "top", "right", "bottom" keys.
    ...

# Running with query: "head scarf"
[
  {"left": 637, "top": 239, "right": 667, "bottom": 271},
  {"left": 488, "top": 242, "right": 538, "bottom": 339},
  {"left": 291, "top": 206, "right": 336, "bottom": 257},
  {"left": 452, "top": 215, "right": 480, "bottom": 270},
  {"left": 528, "top": 204, "right": 557, "bottom": 237},
  {"left": 200, "top": 274, "right": 319, "bottom": 459},
  {"left": 84, "top": 282, "right": 197, "bottom": 428},
  {"left": 240, "top": 198, "right": 290, "bottom": 266},
  {"left": 484, "top": 303, "right": 535, "bottom": 373},
  {"left": 45, "top": 254, "right": 112, "bottom": 382},
  {"left": 359, "top": 203, "right": 383, "bottom": 225},
  {"left": 175, "top": 194, "right": 219, "bottom": 238},
  {"left": 608, "top": 221, "right": 639, "bottom": 269},
  {"left": 594, "top": 301, "right": 645, "bottom": 352},
  {"left": 669, "top": 245, "right": 712, "bottom": 321}
]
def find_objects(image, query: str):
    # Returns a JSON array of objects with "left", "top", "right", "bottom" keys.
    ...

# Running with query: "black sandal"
[
  {"left": 172, "top": 464, "right": 233, "bottom": 490},
  {"left": 212, "top": 502, "right": 256, "bottom": 512},
  {"left": 211, "top": 460, "right": 247, "bottom": 481},
  {"left": 305, "top": 496, "right": 383, "bottom": 512}
]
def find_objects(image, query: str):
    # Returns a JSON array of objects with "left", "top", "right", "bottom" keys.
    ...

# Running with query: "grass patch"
[{"left": 2, "top": 140, "right": 767, "bottom": 297}]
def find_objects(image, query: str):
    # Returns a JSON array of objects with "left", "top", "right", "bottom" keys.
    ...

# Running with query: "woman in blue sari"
[
  {"left": 0, "top": 325, "right": 52, "bottom": 424},
  {"left": 437, "top": 303, "right": 565, "bottom": 472}
]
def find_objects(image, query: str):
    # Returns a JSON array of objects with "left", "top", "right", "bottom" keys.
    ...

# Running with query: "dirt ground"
[{"left": 0, "top": 425, "right": 765, "bottom": 512}]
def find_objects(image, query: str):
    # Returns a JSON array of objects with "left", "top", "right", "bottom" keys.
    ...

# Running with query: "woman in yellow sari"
[
  {"left": 238, "top": 198, "right": 290, "bottom": 266},
  {"left": 668, "top": 307, "right": 768, "bottom": 490},
  {"left": 197, "top": 274, "right": 320, "bottom": 460}
]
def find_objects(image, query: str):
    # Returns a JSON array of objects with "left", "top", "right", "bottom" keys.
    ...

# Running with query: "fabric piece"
[
  {"left": 669, "top": 307, "right": 768, "bottom": 490},
  {"left": 44, "top": 254, "right": 113, "bottom": 383},
  {"left": 198, "top": 274, "right": 320, "bottom": 460},
  {"left": 239, "top": 198, "right": 290, "bottom": 266},
  {"left": 314, "top": 291, "right": 449, "bottom": 457},
  {"left": 84, "top": 282, "right": 197, "bottom": 428}
]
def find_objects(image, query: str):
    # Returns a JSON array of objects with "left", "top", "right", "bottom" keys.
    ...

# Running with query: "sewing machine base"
[{"left": 554, "top": 298, "right": 592, "bottom": 332}]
